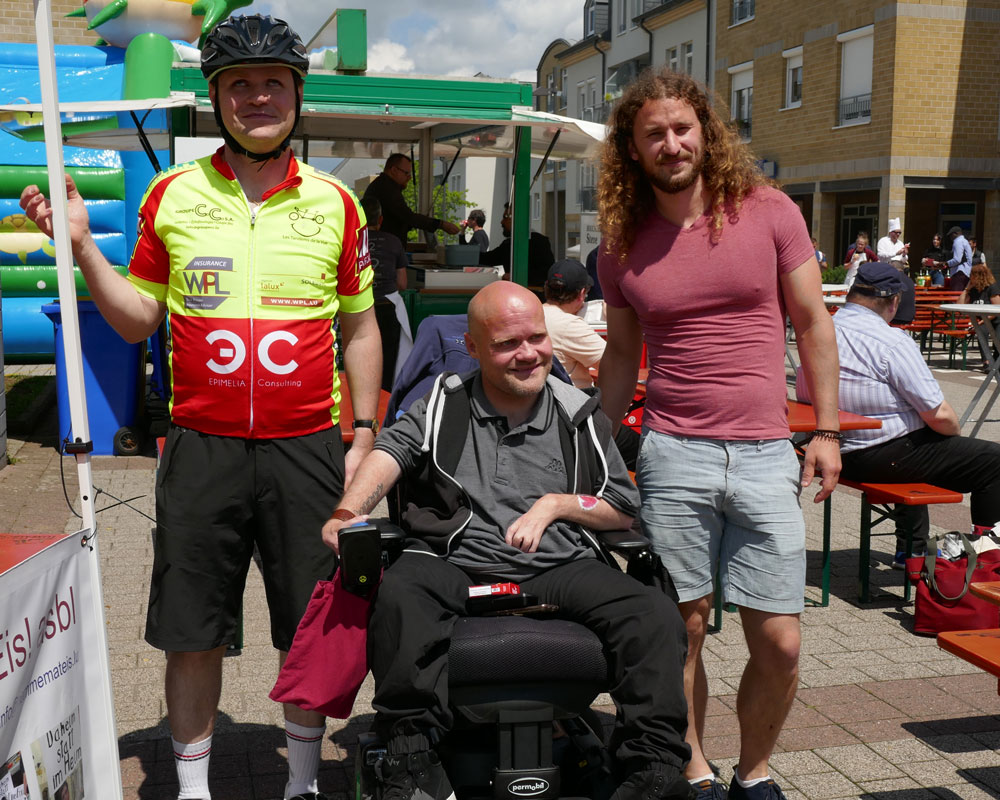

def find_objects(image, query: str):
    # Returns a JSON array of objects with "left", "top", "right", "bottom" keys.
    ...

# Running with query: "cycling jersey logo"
[
  {"left": 357, "top": 226, "right": 371, "bottom": 274},
  {"left": 289, "top": 207, "right": 324, "bottom": 237},
  {"left": 183, "top": 257, "right": 233, "bottom": 310},
  {"left": 195, "top": 204, "right": 233, "bottom": 222},
  {"left": 205, "top": 329, "right": 299, "bottom": 376}
]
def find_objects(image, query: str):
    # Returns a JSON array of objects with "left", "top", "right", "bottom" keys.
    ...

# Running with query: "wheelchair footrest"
[{"left": 493, "top": 766, "right": 561, "bottom": 800}]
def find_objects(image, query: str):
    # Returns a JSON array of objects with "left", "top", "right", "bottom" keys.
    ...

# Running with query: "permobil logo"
[{"left": 508, "top": 778, "right": 549, "bottom": 796}]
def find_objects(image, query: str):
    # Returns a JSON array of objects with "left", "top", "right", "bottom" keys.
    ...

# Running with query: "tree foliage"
[{"left": 400, "top": 160, "right": 478, "bottom": 244}]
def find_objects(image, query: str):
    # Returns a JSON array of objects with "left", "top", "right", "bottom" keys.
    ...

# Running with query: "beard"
[{"left": 644, "top": 150, "right": 705, "bottom": 194}]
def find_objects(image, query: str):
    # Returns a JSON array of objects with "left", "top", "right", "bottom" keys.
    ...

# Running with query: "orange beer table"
[{"left": 937, "top": 581, "right": 1000, "bottom": 694}]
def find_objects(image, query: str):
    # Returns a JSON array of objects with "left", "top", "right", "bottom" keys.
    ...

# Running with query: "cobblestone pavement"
[{"left": 2, "top": 354, "right": 999, "bottom": 800}]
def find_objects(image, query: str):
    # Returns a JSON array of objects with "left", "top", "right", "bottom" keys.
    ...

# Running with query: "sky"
[{"left": 254, "top": 1, "right": 582, "bottom": 83}]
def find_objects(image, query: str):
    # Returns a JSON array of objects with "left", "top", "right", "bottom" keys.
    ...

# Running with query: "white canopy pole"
[
  {"left": 32, "top": 6, "right": 123, "bottom": 795},
  {"left": 33, "top": 0, "right": 96, "bottom": 533}
]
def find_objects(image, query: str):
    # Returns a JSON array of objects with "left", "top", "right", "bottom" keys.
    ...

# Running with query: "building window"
[
  {"left": 683, "top": 41, "right": 694, "bottom": 75},
  {"left": 618, "top": 0, "right": 628, "bottom": 33},
  {"left": 783, "top": 47, "right": 802, "bottom": 109},
  {"left": 578, "top": 83, "right": 586, "bottom": 120},
  {"left": 560, "top": 68, "right": 568, "bottom": 110},
  {"left": 837, "top": 25, "right": 873, "bottom": 126},
  {"left": 533, "top": 192, "right": 541, "bottom": 220},
  {"left": 667, "top": 46, "right": 679, "bottom": 73},
  {"left": 578, "top": 162, "right": 597, "bottom": 210},
  {"left": 728, "top": 62, "right": 753, "bottom": 140},
  {"left": 731, "top": 0, "right": 754, "bottom": 25},
  {"left": 585, "top": 0, "right": 596, "bottom": 36},
  {"left": 940, "top": 202, "right": 976, "bottom": 238},
  {"left": 630, "top": 0, "right": 642, "bottom": 28}
]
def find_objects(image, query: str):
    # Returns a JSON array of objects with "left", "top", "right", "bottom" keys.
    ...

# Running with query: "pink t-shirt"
[{"left": 599, "top": 186, "right": 815, "bottom": 440}]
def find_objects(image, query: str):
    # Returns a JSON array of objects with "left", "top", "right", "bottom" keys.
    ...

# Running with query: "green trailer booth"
[{"left": 165, "top": 15, "right": 604, "bottom": 331}]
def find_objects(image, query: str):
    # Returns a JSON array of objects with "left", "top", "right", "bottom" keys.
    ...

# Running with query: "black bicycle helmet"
[
  {"left": 201, "top": 15, "right": 309, "bottom": 162},
  {"left": 201, "top": 14, "right": 309, "bottom": 82}
]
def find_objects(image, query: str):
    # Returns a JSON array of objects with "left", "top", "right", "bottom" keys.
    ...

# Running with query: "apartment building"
[
  {"left": 536, "top": 0, "right": 711, "bottom": 258},
  {"left": 714, "top": 0, "right": 1000, "bottom": 267}
]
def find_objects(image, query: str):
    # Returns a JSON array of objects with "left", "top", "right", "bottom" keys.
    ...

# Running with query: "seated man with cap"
[
  {"left": 542, "top": 259, "right": 640, "bottom": 468},
  {"left": 796, "top": 261, "right": 1000, "bottom": 566},
  {"left": 877, "top": 219, "right": 909, "bottom": 272}
]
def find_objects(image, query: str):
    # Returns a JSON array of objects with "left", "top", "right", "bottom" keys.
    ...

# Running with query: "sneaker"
[
  {"left": 893, "top": 549, "right": 929, "bottom": 570},
  {"left": 612, "top": 765, "right": 695, "bottom": 800},
  {"left": 727, "top": 774, "right": 787, "bottom": 800},
  {"left": 375, "top": 750, "right": 455, "bottom": 800},
  {"left": 692, "top": 778, "right": 728, "bottom": 800}
]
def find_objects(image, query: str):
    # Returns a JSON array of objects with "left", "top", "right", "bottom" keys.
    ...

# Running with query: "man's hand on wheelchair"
[
  {"left": 321, "top": 512, "right": 370, "bottom": 555},
  {"left": 505, "top": 495, "right": 559, "bottom": 553}
]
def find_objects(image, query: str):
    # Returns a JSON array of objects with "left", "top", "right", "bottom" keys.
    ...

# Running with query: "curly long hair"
[
  {"left": 970, "top": 262, "right": 997, "bottom": 292},
  {"left": 598, "top": 68, "right": 771, "bottom": 263}
]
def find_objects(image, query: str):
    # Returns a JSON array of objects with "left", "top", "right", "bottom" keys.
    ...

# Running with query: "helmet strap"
[{"left": 212, "top": 102, "right": 301, "bottom": 164}]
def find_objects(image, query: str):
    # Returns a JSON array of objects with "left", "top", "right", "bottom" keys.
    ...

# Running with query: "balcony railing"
[
  {"left": 578, "top": 187, "right": 598, "bottom": 211},
  {"left": 732, "top": 0, "right": 755, "bottom": 24},
  {"left": 838, "top": 93, "right": 872, "bottom": 126},
  {"left": 581, "top": 104, "right": 608, "bottom": 124}
]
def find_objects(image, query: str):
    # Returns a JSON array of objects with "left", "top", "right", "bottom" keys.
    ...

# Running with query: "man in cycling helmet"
[{"left": 21, "top": 14, "right": 380, "bottom": 800}]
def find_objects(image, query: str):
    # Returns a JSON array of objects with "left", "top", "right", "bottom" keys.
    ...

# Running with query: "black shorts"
[{"left": 145, "top": 424, "right": 343, "bottom": 652}]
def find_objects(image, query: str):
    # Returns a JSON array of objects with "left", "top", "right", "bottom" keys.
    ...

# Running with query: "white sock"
[
  {"left": 173, "top": 735, "right": 212, "bottom": 800},
  {"left": 284, "top": 719, "right": 325, "bottom": 798},
  {"left": 689, "top": 773, "right": 717, "bottom": 785},
  {"left": 734, "top": 769, "right": 770, "bottom": 789}
]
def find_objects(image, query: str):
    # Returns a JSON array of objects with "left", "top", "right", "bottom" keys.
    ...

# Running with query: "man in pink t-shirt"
[{"left": 597, "top": 70, "right": 841, "bottom": 800}]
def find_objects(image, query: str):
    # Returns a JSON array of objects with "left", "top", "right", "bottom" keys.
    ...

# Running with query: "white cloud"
[
  {"left": 254, "top": 0, "right": 581, "bottom": 81},
  {"left": 367, "top": 39, "right": 416, "bottom": 73}
]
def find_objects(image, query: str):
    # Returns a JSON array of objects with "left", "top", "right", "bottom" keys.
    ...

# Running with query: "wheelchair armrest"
[
  {"left": 372, "top": 519, "right": 406, "bottom": 548},
  {"left": 594, "top": 528, "right": 651, "bottom": 555}
]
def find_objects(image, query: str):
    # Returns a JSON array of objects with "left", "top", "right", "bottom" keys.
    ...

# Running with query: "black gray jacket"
[{"left": 394, "top": 371, "right": 632, "bottom": 558}]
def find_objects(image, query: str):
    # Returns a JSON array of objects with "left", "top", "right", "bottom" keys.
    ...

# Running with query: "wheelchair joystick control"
[{"left": 339, "top": 523, "right": 382, "bottom": 596}]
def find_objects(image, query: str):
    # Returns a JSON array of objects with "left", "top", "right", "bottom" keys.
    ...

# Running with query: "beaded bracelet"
[{"left": 810, "top": 429, "right": 844, "bottom": 442}]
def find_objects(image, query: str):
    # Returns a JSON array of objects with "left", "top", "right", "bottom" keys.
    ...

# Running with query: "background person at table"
[
  {"left": 586, "top": 241, "right": 605, "bottom": 300},
  {"left": 937, "top": 226, "right": 972, "bottom": 292},
  {"left": 479, "top": 202, "right": 555, "bottom": 286},
  {"left": 811, "top": 236, "right": 827, "bottom": 271},
  {"left": 21, "top": 16, "right": 382, "bottom": 800},
  {"left": 844, "top": 231, "right": 877, "bottom": 288},
  {"left": 595, "top": 68, "right": 841, "bottom": 800},
  {"left": 876, "top": 218, "right": 909, "bottom": 272},
  {"left": 542, "top": 259, "right": 640, "bottom": 468},
  {"left": 459, "top": 207, "right": 490, "bottom": 252},
  {"left": 921, "top": 233, "right": 948, "bottom": 286},
  {"left": 797, "top": 261, "right": 1000, "bottom": 566},
  {"left": 363, "top": 153, "right": 461, "bottom": 246},
  {"left": 958, "top": 262, "right": 1000, "bottom": 371},
  {"left": 970, "top": 236, "right": 988, "bottom": 269},
  {"left": 361, "top": 196, "right": 410, "bottom": 392}
]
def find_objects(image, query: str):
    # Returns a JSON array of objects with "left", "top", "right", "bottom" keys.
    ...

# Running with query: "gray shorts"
[{"left": 636, "top": 430, "right": 806, "bottom": 614}]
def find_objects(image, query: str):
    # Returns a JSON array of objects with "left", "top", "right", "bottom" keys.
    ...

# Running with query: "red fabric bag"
[
  {"left": 906, "top": 535, "right": 1000, "bottom": 636},
  {"left": 269, "top": 568, "right": 380, "bottom": 718}
]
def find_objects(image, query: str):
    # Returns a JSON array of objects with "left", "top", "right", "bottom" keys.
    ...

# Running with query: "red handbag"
[
  {"left": 906, "top": 535, "right": 1000, "bottom": 636},
  {"left": 269, "top": 568, "right": 380, "bottom": 718}
]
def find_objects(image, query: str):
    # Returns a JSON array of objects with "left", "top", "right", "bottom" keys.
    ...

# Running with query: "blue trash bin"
[{"left": 41, "top": 300, "right": 143, "bottom": 456}]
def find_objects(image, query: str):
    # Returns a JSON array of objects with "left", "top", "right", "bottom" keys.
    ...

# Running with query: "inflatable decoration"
[
  {"left": 0, "top": 214, "right": 55, "bottom": 264},
  {"left": 68, "top": 0, "right": 253, "bottom": 48}
]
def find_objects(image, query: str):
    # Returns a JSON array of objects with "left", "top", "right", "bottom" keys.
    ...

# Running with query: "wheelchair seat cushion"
[{"left": 448, "top": 615, "right": 609, "bottom": 688}]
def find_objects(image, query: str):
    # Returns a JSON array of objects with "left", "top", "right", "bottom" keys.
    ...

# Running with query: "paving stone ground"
[{"left": 2, "top": 350, "right": 999, "bottom": 800}]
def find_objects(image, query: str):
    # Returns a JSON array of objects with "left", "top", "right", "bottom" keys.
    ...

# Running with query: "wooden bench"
[
  {"left": 938, "top": 629, "right": 1000, "bottom": 694},
  {"left": 823, "top": 478, "right": 963, "bottom": 604}
]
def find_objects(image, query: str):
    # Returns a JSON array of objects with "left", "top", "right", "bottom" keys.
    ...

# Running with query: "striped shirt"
[{"left": 831, "top": 303, "right": 943, "bottom": 452}]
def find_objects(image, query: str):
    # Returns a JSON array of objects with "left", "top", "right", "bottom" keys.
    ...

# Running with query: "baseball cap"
[
  {"left": 853, "top": 261, "right": 905, "bottom": 297},
  {"left": 546, "top": 259, "right": 593, "bottom": 293}
]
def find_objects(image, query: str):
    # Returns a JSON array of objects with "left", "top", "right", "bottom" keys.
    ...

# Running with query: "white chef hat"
[{"left": 888, "top": 218, "right": 901, "bottom": 233}]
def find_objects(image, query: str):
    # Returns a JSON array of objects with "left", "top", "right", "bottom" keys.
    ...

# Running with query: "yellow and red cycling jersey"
[{"left": 128, "top": 148, "right": 373, "bottom": 438}]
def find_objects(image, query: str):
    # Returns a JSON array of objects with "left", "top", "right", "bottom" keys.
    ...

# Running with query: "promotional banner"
[{"left": 0, "top": 532, "right": 121, "bottom": 799}]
